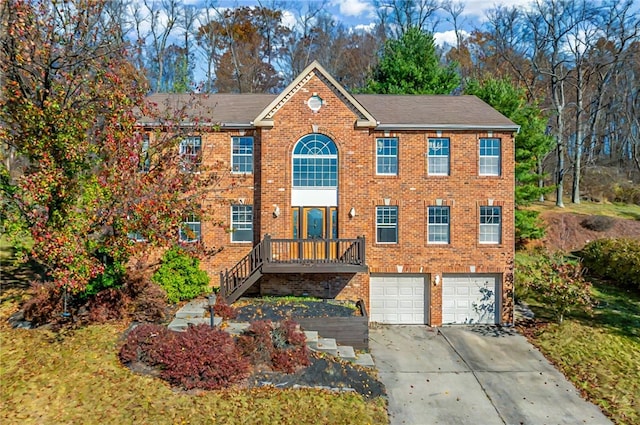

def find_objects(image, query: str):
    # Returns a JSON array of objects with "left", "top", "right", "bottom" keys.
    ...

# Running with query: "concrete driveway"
[{"left": 369, "top": 325, "right": 611, "bottom": 425}]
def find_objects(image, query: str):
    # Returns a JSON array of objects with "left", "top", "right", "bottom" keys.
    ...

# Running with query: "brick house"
[{"left": 146, "top": 61, "right": 518, "bottom": 326}]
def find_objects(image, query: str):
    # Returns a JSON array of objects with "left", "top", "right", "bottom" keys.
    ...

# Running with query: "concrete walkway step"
[
  {"left": 168, "top": 317, "right": 221, "bottom": 331},
  {"left": 311, "top": 337, "right": 338, "bottom": 356},
  {"left": 224, "top": 321, "right": 251, "bottom": 335},
  {"left": 354, "top": 353, "right": 375, "bottom": 368},
  {"left": 304, "top": 331, "right": 318, "bottom": 348},
  {"left": 336, "top": 345, "right": 356, "bottom": 361},
  {"left": 175, "top": 299, "right": 208, "bottom": 319}
]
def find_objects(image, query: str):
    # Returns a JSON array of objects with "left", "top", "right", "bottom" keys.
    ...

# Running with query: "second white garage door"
[
  {"left": 369, "top": 275, "right": 427, "bottom": 324},
  {"left": 442, "top": 274, "right": 500, "bottom": 324}
]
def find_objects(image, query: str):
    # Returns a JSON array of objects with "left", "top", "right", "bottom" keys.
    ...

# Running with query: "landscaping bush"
[
  {"left": 516, "top": 252, "right": 592, "bottom": 323},
  {"left": 83, "top": 257, "right": 125, "bottom": 298},
  {"left": 22, "top": 282, "right": 67, "bottom": 326},
  {"left": 579, "top": 215, "right": 615, "bottom": 232},
  {"left": 124, "top": 267, "right": 168, "bottom": 323},
  {"left": 119, "top": 323, "right": 250, "bottom": 390},
  {"left": 85, "top": 287, "right": 131, "bottom": 323},
  {"left": 579, "top": 238, "right": 640, "bottom": 292},
  {"left": 237, "top": 319, "right": 310, "bottom": 373},
  {"left": 213, "top": 298, "right": 238, "bottom": 320},
  {"left": 151, "top": 247, "right": 210, "bottom": 303}
]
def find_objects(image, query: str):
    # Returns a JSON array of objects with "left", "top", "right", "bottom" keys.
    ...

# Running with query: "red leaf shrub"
[
  {"left": 119, "top": 323, "right": 250, "bottom": 390},
  {"left": 86, "top": 288, "right": 131, "bottom": 323},
  {"left": 119, "top": 323, "right": 172, "bottom": 365},
  {"left": 124, "top": 268, "right": 168, "bottom": 323},
  {"left": 23, "top": 282, "right": 66, "bottom": 326},
  {"left": 237, "top": 319, "right": 310, "bottom": 373},
  {"left": 213, "top": 298, "right": 238, "bottom": 320}
]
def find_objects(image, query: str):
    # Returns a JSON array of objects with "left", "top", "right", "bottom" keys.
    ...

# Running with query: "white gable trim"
[{"left": 253, "top": 61, "right": 377, "bottom": 128}]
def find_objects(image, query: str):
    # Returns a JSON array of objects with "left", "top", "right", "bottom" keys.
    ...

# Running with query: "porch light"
[
  {"left": 434, "top": 275, "right": 440, "bottom": 286},
  {"left": 273, "top": 205, "right": 280, "bottom": 218},
  {"left": 349, "top": 207, "right": 356, "bottom": 218}
]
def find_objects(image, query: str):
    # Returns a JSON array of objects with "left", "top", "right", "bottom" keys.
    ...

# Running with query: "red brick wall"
[{"left": 171, "top": 72, "right": 516, "bottom": 325}]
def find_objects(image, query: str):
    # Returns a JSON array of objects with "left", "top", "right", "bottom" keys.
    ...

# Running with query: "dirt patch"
[{"left": 540, "top": 211, "right": 640, "bottom": 252}]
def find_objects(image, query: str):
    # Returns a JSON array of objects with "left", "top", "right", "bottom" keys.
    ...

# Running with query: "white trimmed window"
[
  {"left": 376, "top": 138, "right": 398, "bottom": 175},
  {"left": 376, "top": 206, "right": 398, "bottom": 244},
  {"left": 428, "top": 206, "right": 450, "bottom": 244},
  {"left": 428, "top": 138, "right": 450, "bottom": 175},
  {"left": 179, "top": 136, "right": 202, "bottom": 172},
  {"left": 231, "top": 205, "right": 253, "bottom": 242},
  {"left": 479, "top": 206, "right": 501, "bottom": 244},
  {"left": 479, "top": 138, "right": 501, "bottom": 176},
  {"left": 179, "top": 215, "right": 201, "bottom": 243},
  {"left": 232, "top": 136, "right": 253, "bottom": 173}
]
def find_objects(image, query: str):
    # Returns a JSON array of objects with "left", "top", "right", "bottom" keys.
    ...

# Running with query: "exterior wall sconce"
[
  {"left": 433, "top": 275, "right": 440, "bottom": 286},
  {"left": 273, "top": 205, "right": 280, "bottom": 218},
  {"left": 349, "top": 207, "right": 356, "bottom": 218}
]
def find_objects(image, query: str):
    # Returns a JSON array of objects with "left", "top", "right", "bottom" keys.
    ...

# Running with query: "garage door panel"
[
  {"left": 442, "top": 274, "right": 499, "bottom": 325},
  {"left": 370, "top": 275, "right": 427, "bottom": 325}
]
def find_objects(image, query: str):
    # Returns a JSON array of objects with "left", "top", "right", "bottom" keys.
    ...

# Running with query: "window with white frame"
[
  {"left": 479, "top": 206, "right": 501, "bottom": 244},
  {"left": 292, "top": 134, "right": 338, "bottom": 187},
  {"left": 479, "top": 138, "right": 501, "bottom": 176},
  {"left": 428, "top": 138, "right": 450, "bottom": 175},
  {"left": 376, "top": 206, "right": 398, "bottom": 243},
  {"left": 231, "top": 205, "right": 253, "bottom": 242},
  {"left": 179, "top": 215, "right": 201, "bottom": 243},
  {"left": 376, "top": 138, "right": 398, "bottom": 175},
  {"left": 179, "top": 136, "right": 202, "bottom": 172},
  {"left": 232, "top": 136, "right": 253, "bottom": 173},
  {"left": 428, "top": 206, "right": 450, "bottom": 244}
]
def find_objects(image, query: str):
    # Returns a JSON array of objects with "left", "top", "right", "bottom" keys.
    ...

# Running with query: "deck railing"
[{"left": 220, "top": 235, "right": 365, "bottom": 303}]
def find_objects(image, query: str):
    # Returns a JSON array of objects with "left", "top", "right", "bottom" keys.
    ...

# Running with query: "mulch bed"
[
  {"left": 246, "top": 353, "right": 385, "bottom": 399},
  {"left": 234, "top": 299, "right": 359, "bottom": 322}
]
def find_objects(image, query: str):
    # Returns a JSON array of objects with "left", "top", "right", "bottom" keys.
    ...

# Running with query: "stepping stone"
[
  {"left": 312, "top": 337, "right": 337, "bottom": 356},
  {"left": 175, "top": 303, "right": 207, "bottom": 319},
  {"left": 225, "top": 321, "right": 251, "bottom": 335},
  {"left": 336, "top": 345, "right": 356, "bottom": 361},
  {"left": 354, "top": 353, "right": 375, "bottom": 368}
]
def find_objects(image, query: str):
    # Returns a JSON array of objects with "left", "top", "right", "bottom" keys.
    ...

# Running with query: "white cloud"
[
  {"left": 354, "top": 22, "right": 377, "bottom": 33},
  {"left": 458, "top": 0, "right": 532, "bottom": 20},
  {"left": 281, "top": 9, "right": 296, "bottom": 30},
  {"left": 330, "top": 0, "right": 373, "bottom": 17},
  {"left": 433, "top": 29, "right": 469, "bottom": 47}
]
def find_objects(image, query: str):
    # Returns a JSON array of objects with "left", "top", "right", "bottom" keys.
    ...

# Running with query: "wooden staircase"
[{"left": 220, "top": 235, "right": 367, "bottom": 304}]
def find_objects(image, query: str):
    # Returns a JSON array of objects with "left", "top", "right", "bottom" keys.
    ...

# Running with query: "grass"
[
  {"left": 529, "top": 200, "right": 640, "bottom": 220},
  {"left": 521, "top": 281, "right": 640, "bottom": 424},
  {"left": 0, "top": 293, "right": 387, "bottom": 424}
]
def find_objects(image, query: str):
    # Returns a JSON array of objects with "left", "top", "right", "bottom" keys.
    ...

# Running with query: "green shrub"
[
  {"left": 151, "top": 247, "right": 210, "bottom": 303},
  {"left": 580, "top": 238, "right": 640, "bottom": 292},
  {"left": 516, "top": 252, "right": 592, "bottom": 323}
]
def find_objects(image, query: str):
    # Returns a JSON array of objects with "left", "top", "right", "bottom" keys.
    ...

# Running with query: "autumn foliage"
[{"left": 0, "top": 0, "right": 212, "bottom": 306}]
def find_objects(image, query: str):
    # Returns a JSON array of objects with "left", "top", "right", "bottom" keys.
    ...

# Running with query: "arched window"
[{"left": 292, "top": 134, "right": 338, "bottom": 187}]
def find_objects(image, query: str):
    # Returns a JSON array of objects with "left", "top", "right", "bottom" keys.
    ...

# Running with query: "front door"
[{"left": 292, "top": 207, "right": 337, "bottom": 259}]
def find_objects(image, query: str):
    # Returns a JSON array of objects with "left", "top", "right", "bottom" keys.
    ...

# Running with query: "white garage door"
[
  {"left": 370, "top": 275, "right": 427, "bottom": 324},
  {"left": 442, "top": 274, "right": 499, "bottom": 324}
]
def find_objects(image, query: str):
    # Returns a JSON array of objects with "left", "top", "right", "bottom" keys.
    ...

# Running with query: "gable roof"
[
  {"left": 139, "top": 64, "right": 518, "bottom": 133},
  {"left": 252, "top": 60, "right": 378, "bottom": 128},
  {"left": 355, "top": 95, "right": 519, "bottom": 131}
]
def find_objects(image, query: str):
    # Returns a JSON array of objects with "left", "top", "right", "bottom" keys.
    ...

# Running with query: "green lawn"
[
  {"left": 529, "top": 200, "right": 640, "bottom": 220},
  {"left": 0, "top": 294, "right": 387, "bottom": 425},
  {"left": 522, "top": 282, "right": 640, "bottom": 424}
]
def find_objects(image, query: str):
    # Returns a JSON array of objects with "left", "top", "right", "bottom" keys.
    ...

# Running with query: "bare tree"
[{"left": 374, "top": 0, "right": 440, "bottom": 38}]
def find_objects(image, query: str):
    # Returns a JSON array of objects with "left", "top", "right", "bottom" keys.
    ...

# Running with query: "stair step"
[
  {"left": 304, "top": 331, "right": 318, "bottom": 347},
  {"left": 336, "top": 345, "right": 356, "bottom": 361},
  {"left": 175, "top": 300, "right": 208, "bottom": 319},
  {"left": 168, "top": 317, "right": 221, "bottom": 331},
  {"left": 311, "top": 337, "right": 338, "bottom": 356},
  {"left": 354, "top": 353, "right": 375, "bottom": 368}
]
